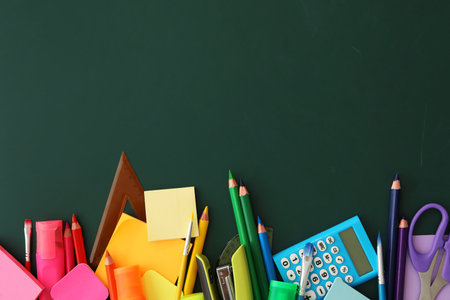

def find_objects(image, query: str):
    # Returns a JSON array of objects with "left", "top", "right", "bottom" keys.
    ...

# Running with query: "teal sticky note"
[{"left": 323, "top": 278, "right": 369, "bottom": 300}]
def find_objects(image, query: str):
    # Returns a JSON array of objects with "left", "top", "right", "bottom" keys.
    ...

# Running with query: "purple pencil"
[{"left": 394, "top": 218, "right": 409, "bottom": 300}]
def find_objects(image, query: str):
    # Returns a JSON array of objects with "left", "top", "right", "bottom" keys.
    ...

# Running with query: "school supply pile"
[{"left": 1, "top": 154, "right": 449, "bottom": 300}]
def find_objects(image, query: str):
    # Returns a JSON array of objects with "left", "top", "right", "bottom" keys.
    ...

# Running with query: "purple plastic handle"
[{"left": 408, "top": 203, "right": 448, "bottom": 275}]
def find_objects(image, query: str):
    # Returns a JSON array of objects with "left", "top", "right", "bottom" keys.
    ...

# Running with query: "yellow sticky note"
[
  {"left": 145, "top": 186, "right": 199, "bottom": 242},
  {"left": 142, "top": 270, "right": 179, "bottom": 300},
  {"left": 95, "top": 214, "right": 186, "bottom": 286}
]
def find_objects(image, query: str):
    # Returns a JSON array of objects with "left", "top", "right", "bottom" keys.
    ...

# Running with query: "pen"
[
  {"left": 378, "top": 233, "right": 386, "bottom": 300},
  {"left": 299, "top": 243, "right": 314, "bottom": 296}
]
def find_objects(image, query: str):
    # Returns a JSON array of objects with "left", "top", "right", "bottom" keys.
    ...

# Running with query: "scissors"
[{"left": 409, "top": 203, "right": 450, "bottom": 300}]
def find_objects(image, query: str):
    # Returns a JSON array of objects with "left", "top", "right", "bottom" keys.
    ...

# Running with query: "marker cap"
[
  {"left": 268, "top": 280, "right": 298, "bottom": 300},
  {"left": 114, "top": 265, "right": 145, "bottom": 300},
  {"left": 36, "top": 220, "right": 63, "bottom": 259}
]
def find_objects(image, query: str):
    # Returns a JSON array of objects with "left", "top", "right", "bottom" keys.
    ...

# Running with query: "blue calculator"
[{"left": 273, "top": 216, "right": 377, "bottom": 300}]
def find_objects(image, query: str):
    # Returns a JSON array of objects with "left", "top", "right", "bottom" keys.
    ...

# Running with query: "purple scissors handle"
[{"left": 408, "top": 203, "right": 450, "bottom": 281}]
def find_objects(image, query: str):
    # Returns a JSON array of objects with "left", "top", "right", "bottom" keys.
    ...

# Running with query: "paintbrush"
[{"left": 24, "top": 219, "right": 32, "bottom": 272}]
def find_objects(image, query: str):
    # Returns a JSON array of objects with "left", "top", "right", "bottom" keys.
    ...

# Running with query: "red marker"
[
  {"left": 64, "top": 222, "right": 76, "bottom": 272},
  {"left": 72, "top": 214, "right": 87, "bottom": 264}
]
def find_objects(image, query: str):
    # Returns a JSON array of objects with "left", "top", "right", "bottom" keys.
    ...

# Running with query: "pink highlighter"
[{"left": 36, "top": 220, "right": 66, "bottom": 300}]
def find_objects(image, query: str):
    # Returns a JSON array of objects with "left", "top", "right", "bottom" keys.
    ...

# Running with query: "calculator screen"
[{"left": 339, "top": 227, "right": 373, "bottom": 276}]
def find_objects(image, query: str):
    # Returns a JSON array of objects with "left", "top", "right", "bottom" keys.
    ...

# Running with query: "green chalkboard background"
[{"left": 1, "top": 0, "right": 449, "bottom": 298}]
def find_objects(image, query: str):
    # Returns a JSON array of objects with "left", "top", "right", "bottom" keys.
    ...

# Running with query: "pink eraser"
[
  {"left": 0, "top": 245, "right": 45, "bottom": 299},
  {"left": 50, "top": 264, "right": 109, "bottom": 300}
]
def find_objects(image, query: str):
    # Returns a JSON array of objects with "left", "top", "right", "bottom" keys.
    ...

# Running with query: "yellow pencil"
[
  {"left": 176, "top": 212, "right": 194, "bottom": 300},
  {"left": 183, "top": 206, "right": 210, "bottom": 295}
]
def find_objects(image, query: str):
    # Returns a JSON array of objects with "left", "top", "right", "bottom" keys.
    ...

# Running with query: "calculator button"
[
  {"left": 314, "top": 257, "right": 323, "bottom": 268},
  {"left": 304, "top": 290, "right": 316, "bottom": 300},
  {"left": 313, "top": 246, "right": 318, "bottom": 255},
  {"left": 331, "top": 246, "right": 339, "bottom": 254},
  {"left": 317, "top": 285, "right": 327, "bottom": 297},
  {"left": 335, "top": 256, "right": 344, "bottom": 264},
  {"left": 310, "top": 273, "right": 320, "bottom": 285},
  {"left": 286, "top": 270, "right": 296, "bottom": 281},
  {"left": 319, "top": 269, "right": 329, "bottom": 280},
  {"left": 299, "top": 249, "right": 304, "bottom": 259},
  {"left": 340, "top": 265, "right": 349, "bottom": 274},
  {"left": 317, "top": 240, "right": 327, "bottom": 252},
  {"left": 295, "top": 266, "right": 302, "bottom": 276},
  {"left": 345, "top": 275, "right": 353, "bottom": 284},
  {"left": 329, "top": 265, "right": 338, "bottom": 276},
  {"left": 326, "top": 236, "right": 335, "bottom": 244},
  {"left": 325, "top": 281, "right": 333, "bottom": 290},
  {"left": 281, "top": 258, "right": 290, "bottom": 269},
  {"left": 290, "top": 253, "right": 300, "bottom": 264},
  {"left": 323, "top": 253, "right": 332, "bottom": 264},
  {"left": 306, "top": 280, "right": 311, "bottom": 289}
]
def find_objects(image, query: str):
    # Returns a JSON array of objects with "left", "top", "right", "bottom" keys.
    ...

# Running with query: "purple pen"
[{"left": 394, "top": 218, "right": 409, "bottom": 300}]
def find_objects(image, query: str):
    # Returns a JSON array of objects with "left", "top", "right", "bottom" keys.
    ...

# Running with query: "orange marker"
[
  {"left": 72, "top": 214, "right": 87, "bottom": 264},
  {"left": 105, "top": 251, "right": 118, "bottom": 300}
]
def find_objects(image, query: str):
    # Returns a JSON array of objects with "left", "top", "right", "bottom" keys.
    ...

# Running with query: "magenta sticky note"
[
  {"left": 50, "top": 263, "right": 109, "bottom": 300},
  {"left": 403, "top": 235, "right": 450, "bottom": 300},
  {"left": 0, "top": 245, "right": 45, "bottom": 299}
]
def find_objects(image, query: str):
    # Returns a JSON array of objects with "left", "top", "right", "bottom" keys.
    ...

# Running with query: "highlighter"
[
  {"left": 36, "top": 220, "right": 66, "bottom": 300},
  {"left": 114, "top": 265, "right": 145, "bottom": 300}
]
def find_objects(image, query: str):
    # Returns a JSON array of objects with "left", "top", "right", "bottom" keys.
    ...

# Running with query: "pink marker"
[
  {"left": 64, "top": 223, "right": 75, "bottom": 273},
  {"left": 36, "top": 220, "right": 66, "bottom": 300}
]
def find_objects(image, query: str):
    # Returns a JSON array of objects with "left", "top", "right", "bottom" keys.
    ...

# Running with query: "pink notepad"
[
  {"left": 0, "top": 245, "right": 45, "bottom": 299},
  {"left": 50, "top": 264, "right": 109, "bottom": 300}
]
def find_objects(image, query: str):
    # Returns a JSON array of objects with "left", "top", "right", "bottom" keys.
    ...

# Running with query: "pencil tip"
[
  {"left": 63, "top": 223, "right": 72, "bottom": 237},
  {"left": 239, "top": 185, "right": 249, "bottom": 196},
  {"left": 391, "top": 173, "right": 401, "bottom": 189},
  {"left": 228, "top": 170, "right": 233, "bottom": 179},
  {"left": 106, "top": 250, "right": 110, "bottom": 257},
  {"left": 72, "top": 214, "right": 77, "bottom": 224},
  {"left": 257, "top": 218, "right": 266, "bottom": 233},
  {"left": 200, "top": 206, "right": 209, "bottom": 221},
  {"left": 399, "top": 218, "right": 409, "bottom": 228},
  {"left": 377, "top": 233, "right": 381, "bottom": 245},
  {"left": 239, "top": 179, "right": 244, "bottom": 186}
]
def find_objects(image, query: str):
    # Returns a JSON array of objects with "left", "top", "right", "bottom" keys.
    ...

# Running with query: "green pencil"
[
  {"left": 228, "top": 170, "right": 262, "bottom": 300},
  {"left": 239, "top": 180, "right": 269, "bottom": 299}
]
